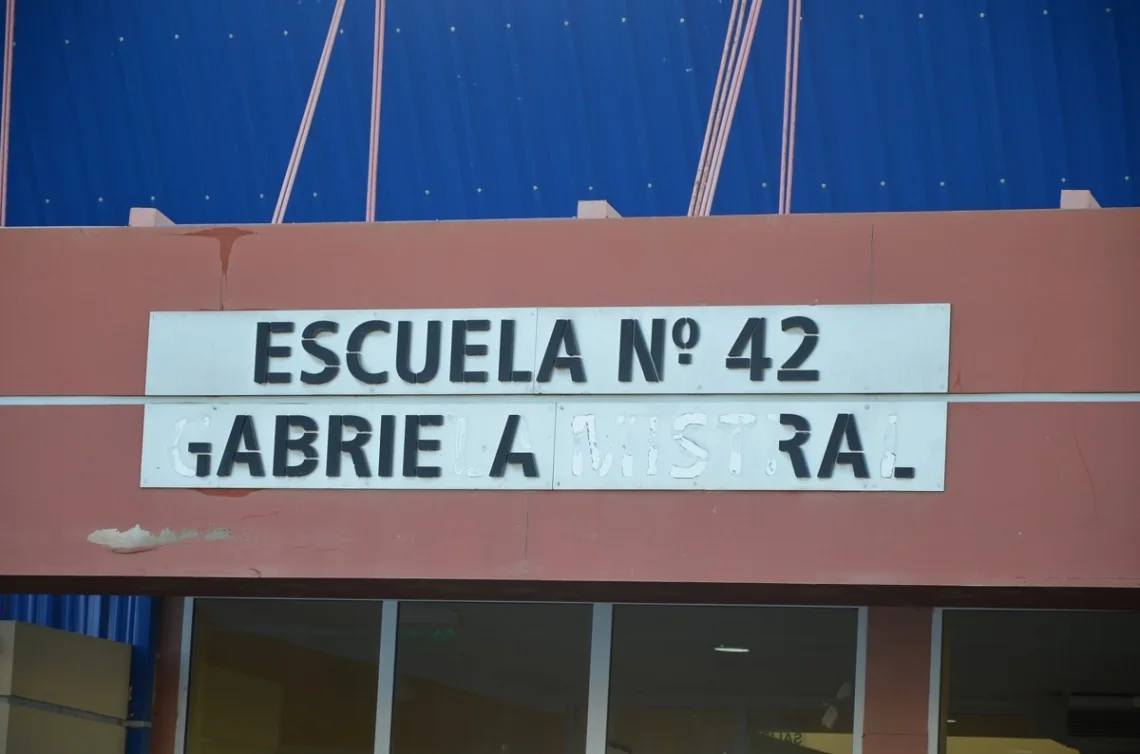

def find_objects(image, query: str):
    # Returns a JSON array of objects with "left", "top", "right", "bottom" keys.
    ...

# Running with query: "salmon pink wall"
[{"left": 1, "top": 209, "right": 1138, "bottom": 589}]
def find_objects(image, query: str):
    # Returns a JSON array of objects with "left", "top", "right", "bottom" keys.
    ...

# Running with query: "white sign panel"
[
  {"left": 144, "top": 305, "right": 951, "bottom": 396},
  {"left": 551, "top": 400, "right": 947, "bottom": 491},
  {"left": 140, "top": 399, "right": 947, "bottom": 491}
]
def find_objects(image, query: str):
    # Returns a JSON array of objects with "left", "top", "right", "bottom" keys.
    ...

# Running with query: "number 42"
[{"left": 725, "top": 316, "right": 820, "bottom": 382}]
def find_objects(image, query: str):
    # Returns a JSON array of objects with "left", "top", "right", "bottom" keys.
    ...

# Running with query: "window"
[
  {"left": 390, "top": 602, "right": 594, "bottom": 754},
  {"left": 180, "top": 600, "right": 863, "bottom": 754},
  {"left": 185, "top": 599, "right": 382, "bottom": 754},
  {"left": 607, "top": 606, "right": 860, "bottom": 754},
  {"left": 942, "top": 610, "right": 1140, "bottom": 754}
]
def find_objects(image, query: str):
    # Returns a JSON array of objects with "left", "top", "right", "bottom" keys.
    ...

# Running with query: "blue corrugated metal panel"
[
  {"left": 5, "top": 0, "right": 1137, "bottom": 228},
  {"left": 0, "top": 594, "right": 157, "bottom": 754}
]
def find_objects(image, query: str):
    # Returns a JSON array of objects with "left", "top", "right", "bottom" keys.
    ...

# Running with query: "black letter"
[
  {"left": 778, "top": 414, "right": 812, "bottom": 479},
  {"left": 300, "top": 320, "right": 340, "bottom": 385},
  {"left": 498, "top": 320, "right": 533, "bottom": 383},
  {"left": 817, "top": 413, "right": 870, "bottom": 479},
  {"left": 273, "top": 415, "right": 320, "bottom": 477},
  {"left": 489, "top": 414, "right": 539, "bottom": 478},
  {"left": 187, "top": 442, "right": 213, "bottom": 477},
  {"left": 217, "top": 416, "right": 265, "bottom": 477},
  {"left": 254, "top": 322, "right": 294, "bottom": 384},
  {"left": 396, "top": 321, "right": 441, "bottom": 384},
  {"left": 347, "top": 320, "right": 390, "bottom": 385},
  {"left": 327, "top": 415, "right": 372, "bottom": 477},
  {"left": 377, "top": 415, "right": 396, "bottom": 477},
  {"left": 450, "top": 319, "right": 490, "bottom": 383},
  {"left": 618, "top": 318, "right": 666, "bottom": 382},
  {"left": 403, "top": 415, "right": 443, "bottom": 478},
  {"left": 725, "top": 317, "right": 772, "bottom": 381},
  {"left": 536, "top": 319, "right": 586, "bottom": 383},
  {"left": 778, "top": 316, "right": 821, "bottom": 382}
]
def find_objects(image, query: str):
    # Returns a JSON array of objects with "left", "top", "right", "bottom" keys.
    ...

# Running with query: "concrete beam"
[
  {"left": 576, "top": 200, "right": 622, "bottom": 219},
  {"left": 1059, "top": 189, "right": 1100, "bottom": 210},
  {"left": 127, "top": 207, "right": 175, "bottom": 227}
]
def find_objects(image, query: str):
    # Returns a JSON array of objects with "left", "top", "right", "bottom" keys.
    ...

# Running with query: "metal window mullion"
[
  {"left": 852, "top": 606, "right": 869, "bottom": 754},
  {"left": 172, "top": 597, "right": 196, "bottom": 754},
  {"left": 584, "top": 603, "right": 614, "bottom": 754},
  {"left": 927, "top": 608, "right": 945, "bottom": 754},
  {"left": 373, "top": 600, "right": 400, "bottom": 754}
]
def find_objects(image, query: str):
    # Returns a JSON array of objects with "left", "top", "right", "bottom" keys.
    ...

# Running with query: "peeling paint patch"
[{"left": 87, "top": 525, "right": 233, "bottom": 553}]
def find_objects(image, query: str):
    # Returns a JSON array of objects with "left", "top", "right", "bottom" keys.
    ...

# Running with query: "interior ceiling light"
[{"left": 714, "top": 645, "right": 750, "bottom": 653}]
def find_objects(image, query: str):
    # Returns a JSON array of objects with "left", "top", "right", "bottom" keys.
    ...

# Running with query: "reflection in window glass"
[
  {"left": 608, "top": 606, "right": 859, "bottom": 754},
  {"left": 943, "top": 610, "right": 1140, "bottom": 754},
  {"left": 186, "top": 599, "right": 382, "bottom": 754},
  {"left": 391, "top": 602, "right": 593, "bottom": 754}
]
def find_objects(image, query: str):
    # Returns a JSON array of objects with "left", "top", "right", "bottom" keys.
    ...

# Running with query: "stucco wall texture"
[{"left": 1, "top": 208, "right": 1138, "bottom": 589}]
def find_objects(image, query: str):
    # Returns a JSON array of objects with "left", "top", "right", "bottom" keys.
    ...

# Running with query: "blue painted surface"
[
  {"left": 1, "top": 2, "right": 1136, "bottom": 752},
  {"left": 0, "top": 594, "right": 157, "bottom": 754},
  {"left": 3, "top": 0, "right": 1137, "bottom": 228}
]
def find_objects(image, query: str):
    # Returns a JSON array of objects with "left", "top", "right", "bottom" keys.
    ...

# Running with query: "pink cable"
[
  {"left": 782, "top": 0, "right": 803, "bottom": 215},
  {"left": 0, "top": 0, "right": 15, "bottom": 227},
  {"left": 695, "top": 0, "right": 749, "bottom": 214},
  {"left": 699, "top": 0, "right": 764, "bottom": 217},
  {"left": 777, "top": 0, "right": 795, "bottom": 215},
  {"left": 365, "top": 0, "right": 386, "bottom": 222},
  {"left": 273, "top": 0, "right": 346, "bottom": 224},
  {"left": 688, "top": 0, "right": 743, "bottom": 216}
]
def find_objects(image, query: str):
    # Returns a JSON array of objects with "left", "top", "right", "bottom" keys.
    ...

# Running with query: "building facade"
[{"left": 1, "top": 206, "right": 1138, "bottom": 753}]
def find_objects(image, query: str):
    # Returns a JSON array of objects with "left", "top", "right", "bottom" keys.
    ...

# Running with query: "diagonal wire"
[
  {"left": 272, "top": 0, "right": 346, "bottom": 224},
  {"left": 365, "top": 0, "right": 386, "bottom": 222}
]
